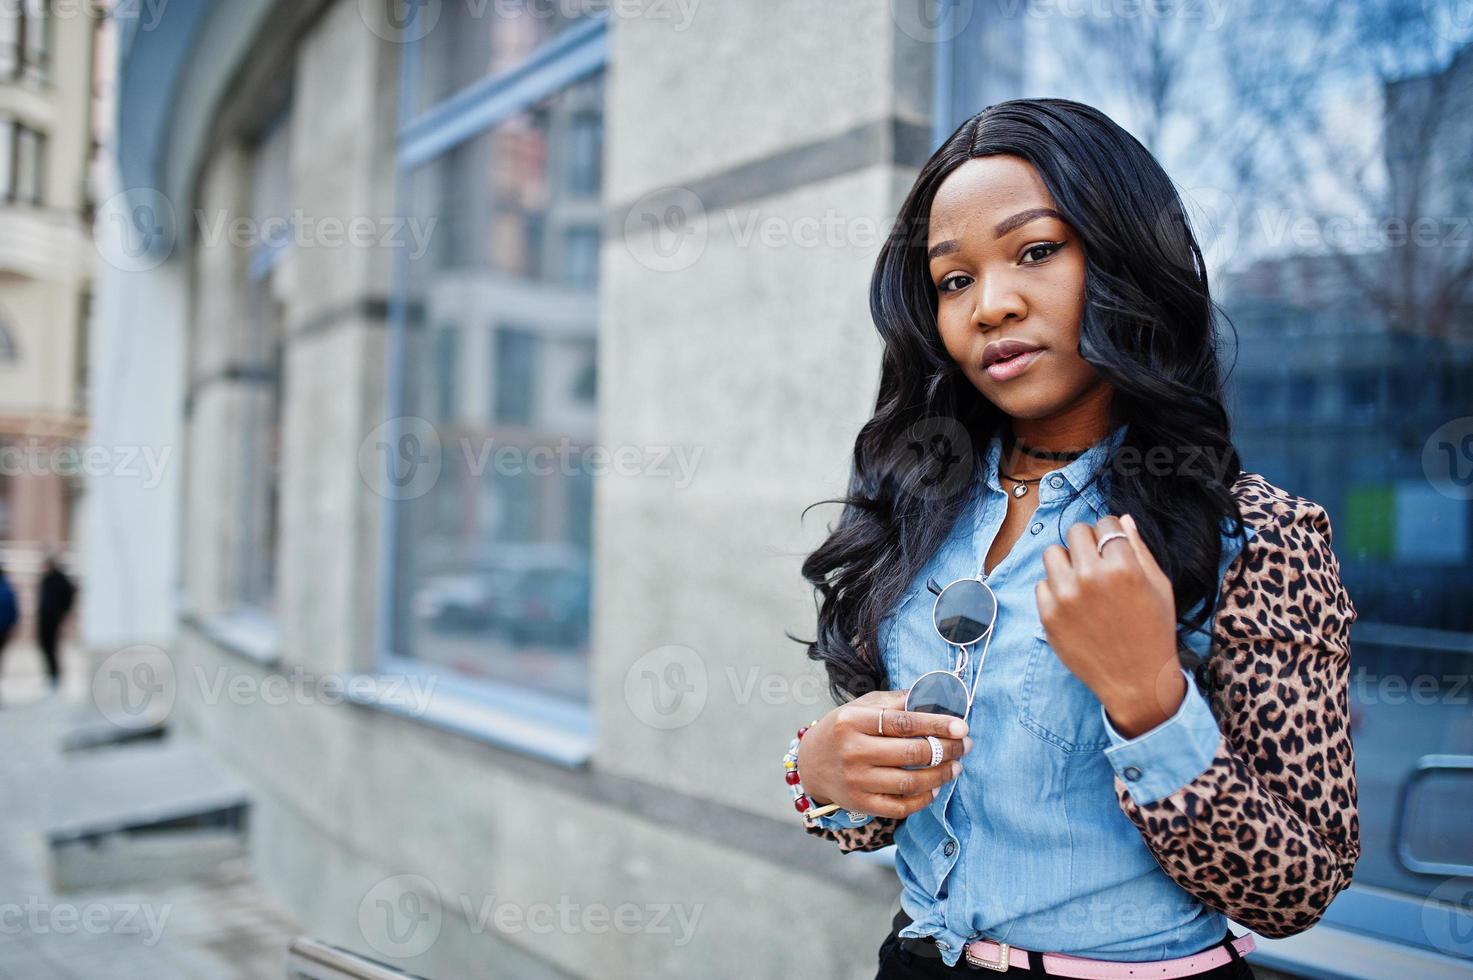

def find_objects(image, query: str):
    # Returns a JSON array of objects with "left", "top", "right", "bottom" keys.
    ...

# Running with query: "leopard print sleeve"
[
  {"left": 802, "top": 812, "right": 903, "bottom": 853},
  {"left": 1113, "top": 472, "right": 1361, "bottom": 939}
]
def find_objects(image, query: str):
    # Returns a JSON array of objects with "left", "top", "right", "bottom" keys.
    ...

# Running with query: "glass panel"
[
  {"left": 943, "top": 0, "right": 1473, "bottom": 911},
  {"left": 0, "top": 121, "right": 13, "bottom": 199},
  {"left": 395, "top": 71, "right": 603, "bottom": 705},
  {"left": 0, "top": 309, "right": 16, "bottom": 360},
  {"left": 0, "top": 9, "right": 17, "bottom": 78},
  {"left": 0, "top": 442, "right": 11, "bottom": 538},
  {"left": 415, "top": 0, "right": 587, "bottom": 113},
  {"left": 235, "top": 115, "right": 292, "bottom": 612},
  {"left": 492, "top": 325, "right": 537, "bottom": 424},
  {"left": 433, "top": 324, "right": 459, "bottom": 421},
  {"left": 21, "top": 0, "right": 45, "bottom": 83},
  {"left": 13, "top": 126, "right": 42, "bottom": 204},
  {"left": 237, "top": 282, "right": 283, "bottom": 612}
]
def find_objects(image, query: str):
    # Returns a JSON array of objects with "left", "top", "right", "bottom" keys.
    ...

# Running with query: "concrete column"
[
  {"left": 594, "top": 5, "right": 935, "bottom": 822},
  {"left": 273, "top": 0, "right": 400, "bottom": 676}
]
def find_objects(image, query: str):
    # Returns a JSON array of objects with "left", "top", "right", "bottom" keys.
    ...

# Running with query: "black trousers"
[
  {"left": 38, "top": 618, "right": 62, "bottom": 684},
  {"left": 876, "top": 907, "right": 1256, "bottom": 979}
]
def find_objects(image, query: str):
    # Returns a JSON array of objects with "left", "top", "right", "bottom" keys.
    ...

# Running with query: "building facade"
[
  {"left": 0, "top": 1, "right": 96, "bottom": 585},
  {"left": 84, "top": 1, "right": 1473, "bottom": 978}
]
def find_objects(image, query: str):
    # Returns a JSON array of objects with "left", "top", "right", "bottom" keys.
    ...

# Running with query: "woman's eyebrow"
[
  {"left": 927, "top": 207, "right": 1065, "bottom": 261},
  {"left": 927, "top": 239, "right": 960, "bottom": 261},
  {"left": 993, "top": 207, "right": 1064, "bottom": 237}
]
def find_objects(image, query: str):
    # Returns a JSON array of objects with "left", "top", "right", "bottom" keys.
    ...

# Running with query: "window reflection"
[
  {"left": 396, "top": 72, "right": 603, "bottom": 706},
  {"left": 416, "top": 0, "right": 585, "bottom": 113}
]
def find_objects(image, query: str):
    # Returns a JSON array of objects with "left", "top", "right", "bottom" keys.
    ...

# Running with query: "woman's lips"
[{"left": 984, "top": 347, "right": 1044, "bottom": 381}]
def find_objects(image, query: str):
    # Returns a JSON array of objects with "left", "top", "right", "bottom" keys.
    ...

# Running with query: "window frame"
[{"left": 370, "top": 13, "right": 610, "bottom": 767}]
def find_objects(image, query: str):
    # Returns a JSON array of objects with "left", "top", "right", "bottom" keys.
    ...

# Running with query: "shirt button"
[
  {"left": 1049, "top": 475, "right": 1064, "bottom": 488},
  {"left": 943, "top": 839, "right": 957, "bottom": 856},
  {"left": 1029, "top": 521, "right": 1043, "bottom": 534},
  {"left": 936, "top": 941, "right": 950, "bottom": 951},
  {"left": 1123, "top": 766, "right": 1143, "bottom": 781}
]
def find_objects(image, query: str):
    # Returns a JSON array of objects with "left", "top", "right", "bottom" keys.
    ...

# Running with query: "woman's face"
[{"left": 927, "top": 154, "right": 1107, "bottom": 422}]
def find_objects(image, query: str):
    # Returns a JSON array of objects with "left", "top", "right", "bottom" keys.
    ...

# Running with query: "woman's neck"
[{"left": 1001, "top": 417, "right": 1114, "bottom": 478}]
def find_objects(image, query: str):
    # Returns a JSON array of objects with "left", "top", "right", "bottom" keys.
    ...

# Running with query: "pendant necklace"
[
  {"left": 998, "top": 472, "right": 1042, "bottom": 498},
  {"left": 1000, "top": 434, "right": 1090, "bottom": 499}
]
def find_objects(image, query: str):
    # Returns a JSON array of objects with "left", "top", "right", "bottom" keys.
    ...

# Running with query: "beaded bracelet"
[{"left": 784, "top": 719, "right": 843, "bottom": 822}]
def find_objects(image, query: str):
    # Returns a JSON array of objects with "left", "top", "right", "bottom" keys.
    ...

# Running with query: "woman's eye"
[
  {"left": 1022, "top": 242, "right": 1063, "bottom": 263},
  {"left": 938, "top": 274, "right": 971, "bottom": 294}
]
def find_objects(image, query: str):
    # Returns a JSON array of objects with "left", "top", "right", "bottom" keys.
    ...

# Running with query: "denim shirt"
[{"left": 812, "top": 422, "right": 1258, "bottom": 966}]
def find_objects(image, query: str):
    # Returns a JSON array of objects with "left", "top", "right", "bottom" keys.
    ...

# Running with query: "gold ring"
[{"left": 877, "top": 708, "right": 885, "bottom": 736}]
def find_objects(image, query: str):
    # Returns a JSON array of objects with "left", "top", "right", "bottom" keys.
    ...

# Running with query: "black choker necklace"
[{"left": 1006, "top": 435, "right": 1089, "bottom": 461}]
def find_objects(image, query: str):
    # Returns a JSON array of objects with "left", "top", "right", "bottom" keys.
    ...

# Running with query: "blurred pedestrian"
[
  {"left": 37, "top": 556, "right": 76, "bottom": 691},
  {"left": 0, "top": 565, "right": 17, "bottom": 706}
]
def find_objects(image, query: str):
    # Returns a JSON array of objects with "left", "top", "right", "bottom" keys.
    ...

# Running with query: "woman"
[{"left": 785, "top": 99, "right": 1359, "bottom": 978}]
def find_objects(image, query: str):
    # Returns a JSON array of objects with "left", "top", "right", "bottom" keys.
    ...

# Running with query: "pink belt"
[{"left": 959, "top": 932, "right": 1256, "bottom": 977}]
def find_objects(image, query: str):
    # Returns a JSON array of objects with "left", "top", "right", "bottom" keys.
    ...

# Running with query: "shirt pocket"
[{"left": 1018, "top": 624, "right": 1113, "bottom": 753}]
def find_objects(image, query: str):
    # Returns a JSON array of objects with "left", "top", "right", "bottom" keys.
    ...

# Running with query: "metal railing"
[{"left": 286, "top": 938, "right": 431, "bottom": 980}]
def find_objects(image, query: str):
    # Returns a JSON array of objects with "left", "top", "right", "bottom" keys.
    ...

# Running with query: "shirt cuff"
[
  {"left": 807, "top": 806, "right": 876, "bottom": 830},
  {"left": 1100, "top": 667, "right": 1221, "bottom": 806}
]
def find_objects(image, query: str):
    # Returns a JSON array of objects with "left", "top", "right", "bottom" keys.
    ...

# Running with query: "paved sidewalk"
[{"left": 0, "top": 641, "right": 305, "bottom": 979}]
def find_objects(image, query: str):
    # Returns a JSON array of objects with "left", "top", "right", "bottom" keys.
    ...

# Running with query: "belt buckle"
[{"left": 965, "top": 939, "right": 1010, "bottom": 972}]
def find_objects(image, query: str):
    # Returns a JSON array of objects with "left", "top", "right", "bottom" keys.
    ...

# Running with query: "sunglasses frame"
[{"left": 903, "top": 574, "right": 999, "bottom": 721}]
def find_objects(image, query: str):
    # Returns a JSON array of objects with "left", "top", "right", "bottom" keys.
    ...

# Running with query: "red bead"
[
  {"left": 794, "top": 796, "right": 811, "bottom": 813},
  {"left": 785, "top": 770, "right": 801, "bottom": 785},
  {"left": 797, "top": 726, "right": 809, "bottom": 738}
]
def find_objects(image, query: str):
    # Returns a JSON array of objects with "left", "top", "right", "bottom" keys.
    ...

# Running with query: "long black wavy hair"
[{"left": 797, "top": 98, "right": 1250, "bottom": 705}]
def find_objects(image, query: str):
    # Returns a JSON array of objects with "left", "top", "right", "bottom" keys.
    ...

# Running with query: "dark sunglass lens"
[
  {"left": 934, "top": 579, "right": 997, "bottom": 646},
  {"left": 906, "top": 671, "right": 969, "bottom": 719}
]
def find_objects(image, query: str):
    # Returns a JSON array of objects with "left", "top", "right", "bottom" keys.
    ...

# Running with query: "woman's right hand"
[{"left": 796, "top": 689, "right": 972, "bottom": 819}]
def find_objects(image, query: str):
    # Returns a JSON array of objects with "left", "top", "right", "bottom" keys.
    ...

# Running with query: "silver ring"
[
  {"left": 1096, "top": 530, "right": 1128, "bottom": 556},
  {"left": 877, "top": 708, "right": 885, "bottom": 736},
  {"left": 924, "top": 735, "right": 943, "bottom": 767}
]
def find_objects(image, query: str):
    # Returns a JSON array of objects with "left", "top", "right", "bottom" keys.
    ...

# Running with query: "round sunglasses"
[{"left": 904, "top": 574, "right": 999, "bottom": 722}]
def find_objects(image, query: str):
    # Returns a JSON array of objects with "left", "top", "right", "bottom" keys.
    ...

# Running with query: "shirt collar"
[{"left": 983, "top": 421, "right": 1128, "bottom": 517}]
